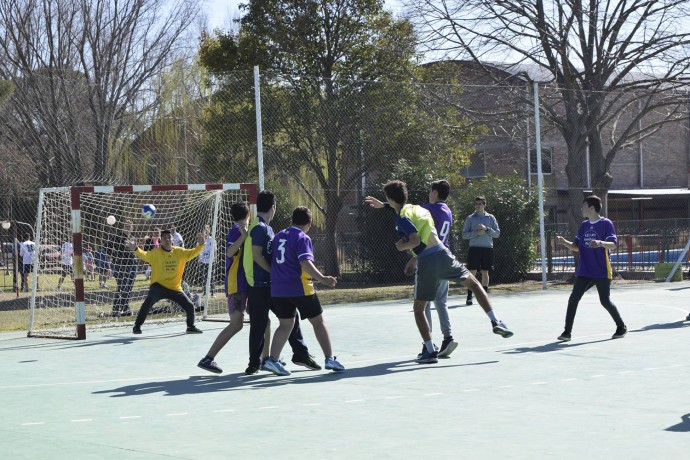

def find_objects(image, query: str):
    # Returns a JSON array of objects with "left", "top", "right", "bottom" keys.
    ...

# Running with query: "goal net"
[{"left": 28, "top": 184, "right": 257, "bottom": 339}]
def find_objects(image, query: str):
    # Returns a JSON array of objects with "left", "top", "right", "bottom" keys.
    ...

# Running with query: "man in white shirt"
[
  {"left": 197, "top": 225, "right": 216, "bottom": 296},
  {"left": 57, "top": 241, "right": 74, "bottom": 291},
  {"left": 170, "top": 225, "right": 184, "bottom": 248},
  {"left": 19, "top": 234, "right": 36, "bottom": 293}
]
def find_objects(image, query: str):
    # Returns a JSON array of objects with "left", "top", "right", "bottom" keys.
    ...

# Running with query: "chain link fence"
[{"left": 2, "top": 66, "right": 690, "bottom": 327}]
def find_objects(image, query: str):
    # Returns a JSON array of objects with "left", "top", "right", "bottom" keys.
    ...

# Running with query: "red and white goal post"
[{"left": 28, "top": 183, "right": 257, "bottom": 340}]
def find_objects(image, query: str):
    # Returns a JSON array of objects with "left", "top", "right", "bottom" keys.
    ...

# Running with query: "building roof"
[{"left": 608, "top": 188, "right": 690, "bottom": 197}]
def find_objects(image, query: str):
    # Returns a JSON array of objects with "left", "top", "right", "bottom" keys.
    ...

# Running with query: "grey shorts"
[{"left": 414, "top": 246, "right": 470, "bottom": 301}]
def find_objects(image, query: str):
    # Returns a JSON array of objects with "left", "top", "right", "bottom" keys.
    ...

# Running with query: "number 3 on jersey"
[{"left": 275, "top": 238, "right": 287, "bottom": 264}]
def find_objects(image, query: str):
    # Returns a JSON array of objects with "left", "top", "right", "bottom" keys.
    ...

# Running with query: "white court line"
[
  {"left": 618, "top": 371, "right": 633, "bottom": 374},
  {"left": 498, "top": 385, "right": 514, "bottom": 388},
  {"left": 259, "top": 406, "right": 279, "bottom": 410},
  {"left": 591, "top": 375, "right": 605, "bottom": 378},
  {"left": 561, "top": 378, "right": 578, "bottom": 382},
  {"left": 71, "top": 419, "right": 93, "bottom": 422},
  {"left": 21, "top": 422, "right": 45, "bottom": 426},
  {"left": 167, "top": 413, "right": 188, "bottom": 417},
  {"left": 424, "top": 392, "right": 444, "bottom": 396},
  {"left": 385, "top": 396, "right": 405, "bottom": 400},
  {"left": 345, "top": 399, "right": 365, "bottom": 403},
  {"left": 119, "top": 416, "right": 142, "bottom": 419},
  {"left": 531, "top": 382, "right": 549, "bottom": 385},
  {"left": 463, "top": 389, "right": 479, "bottom": 392},
  {"left": 303, "top": 403, "right": 322, "bottom": 406},
  {"left": 644, "top": 367, "right": 659, "bottom": 371},
  {"left": 213, "top": 409, "right": 235, "bottom": 413}
]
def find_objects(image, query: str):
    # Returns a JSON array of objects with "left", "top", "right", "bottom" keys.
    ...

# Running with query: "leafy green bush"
[{"left": 451, "top": 175, "right": 539, "bottom": 283}]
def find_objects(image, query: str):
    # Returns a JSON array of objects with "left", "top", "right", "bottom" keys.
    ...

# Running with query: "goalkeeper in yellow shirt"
[{"left": 127, "top": 229, "right": 205, "bottom": 335}]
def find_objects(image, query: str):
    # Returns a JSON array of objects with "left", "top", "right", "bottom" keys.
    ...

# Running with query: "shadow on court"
[
  {"left": 665, "top": 413, "right": 690, "bottom": 432},
  {"left": 501, "top": 338, "right": 615, "bottom": 354},
  {"left": 631, "top": 320, "right": 689, "bottom": 332},
  {"left": 93, "top": 359, "right": 499, "bottom": 398}
]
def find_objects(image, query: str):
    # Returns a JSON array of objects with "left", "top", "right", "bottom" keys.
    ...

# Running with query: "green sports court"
[{"left": 1, "top": 282, "right": 689, "bottom": 459}]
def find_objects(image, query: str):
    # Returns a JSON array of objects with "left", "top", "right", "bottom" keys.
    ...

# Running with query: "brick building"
[{"left": 434, "top": 60, "right": 690, "bottom": 229}]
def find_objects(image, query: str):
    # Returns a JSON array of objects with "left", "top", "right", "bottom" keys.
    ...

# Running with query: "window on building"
[
  {"left": 462, "top": 152, "right": 486, "bottom": 178},
  {"left": 530, "top": 147, "right": 553, "bottom": 175}
]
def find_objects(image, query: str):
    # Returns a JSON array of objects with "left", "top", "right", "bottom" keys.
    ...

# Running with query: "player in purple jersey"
[
  {"left": 555, "top": 195, "right": 627, "bottom": 341},
  {"left": 419, "top": 180, "right": 458, "bottom": 358},
  {"left": 262, "top": 207, "right": 344, "bottom": 376},
  {"left": 197, "top": 202, "right": 250, "bottom": 374}
]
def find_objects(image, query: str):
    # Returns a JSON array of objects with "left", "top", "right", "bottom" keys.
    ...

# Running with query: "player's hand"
[
  {"left": 126, "top": 240, "right": 137, "bottom": 251},
  {"left": 395, "top": 238, "right": 408, "bottom": 251},
  {"left": 364, "top": 196, "right": 384, "bottom": 209},
  {"left": 588, "top": 239, "right": 601, "bottom": 248},
  {"left": 239, "top": 221, "right": 248, "bottom": 236},
  {"left": 321, "top": 276, "right": 337, "bottom": 288},
  {"left": 555, "top": 235, "right": 565, "bottom": 244}
]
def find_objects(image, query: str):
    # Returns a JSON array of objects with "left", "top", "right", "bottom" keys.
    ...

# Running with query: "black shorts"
[
  {"left": 466, "top": 246, "right": 494, "bottom": 271},
  {"left": 271, "top": 295, "right": 323, "bottom": 320},
  {"left": 61, "top": 264, "right": 74, "bottom": 277},
  {"left": 23, "top": 264, "right": 33, "bottom": 274}
]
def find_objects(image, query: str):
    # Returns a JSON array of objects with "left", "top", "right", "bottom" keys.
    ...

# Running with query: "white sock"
[
  {"left": 424, "top": 340, "right": 435, "bottom": 353},
  {"left": 487, "top": 310, "right": 497, "bottom": 322}
]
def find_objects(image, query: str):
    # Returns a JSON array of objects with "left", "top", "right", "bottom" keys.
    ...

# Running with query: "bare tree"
[
  {"left": 407, "top": 0, "right": 690, "bottom": 230},
  {"left": 0, "top": 0, "right": 200, "bottom": 185}
]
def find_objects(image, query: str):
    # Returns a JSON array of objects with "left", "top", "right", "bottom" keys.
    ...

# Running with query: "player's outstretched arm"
[
  {"left": 555, "top": 235, "right": 578, "bottom": 252},
  {"left": 300, "top": 260, "right": 337, "bottom": 288},
  {"left": 363, "top": 196, "right": 384, "bottom": 209}
]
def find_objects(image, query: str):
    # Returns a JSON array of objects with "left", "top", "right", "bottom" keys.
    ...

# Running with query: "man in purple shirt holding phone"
[{"left": 555, "top": 195, "right": 627, "bottom": 342}]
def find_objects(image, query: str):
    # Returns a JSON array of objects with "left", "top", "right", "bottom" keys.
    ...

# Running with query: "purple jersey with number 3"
[
  {"left": 422, "top": 202, "right": 453, "bottom": 247},
  {"left": 271, "top": 227, "right": 315, "bottom": 297}
]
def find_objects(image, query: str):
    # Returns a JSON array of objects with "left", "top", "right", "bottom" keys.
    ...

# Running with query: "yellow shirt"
[{"left": 133, "top": 245, "right": 204, "bottom": 292}]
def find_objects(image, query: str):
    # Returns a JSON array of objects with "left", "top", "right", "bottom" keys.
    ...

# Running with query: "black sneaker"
[
  {"left": 292, "top": 354, "right": 322, "bottom": 370},
  {"left": 686, "top": 313, "right": 690, "bottom": 321},
  {"left": 438, "top": 337, "right": 458, "bottom": 358},
  {"left": 557, "top": 331, "right": 571, "bottom": 342},
  {"left": 466, "top": 291, "right": 473, "bottom": 306},
  {"left": 245, "top": 364, "right": 260, "bottom": 375},
  {"left": 198, "top": 357, "right": 222, "bottom": 374},
  {"left": 133, "top": 325, "right": 142, "bottom": 334},
  {"left": 491, "top": 320, "right": 513, "bottom": 338},
  {"left": 416, "top": 343, "right": 439, "bottom": 359},
  {"left": 612, "top": 325, "right": 627, "bottom": 339},
  {"left": 186, "top": 325, "right": 203, "bottom": 334}
]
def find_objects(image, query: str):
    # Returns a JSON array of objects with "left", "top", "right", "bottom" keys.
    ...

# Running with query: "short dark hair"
[
  {"left": 292, "top": 206, "right": 312, "bottom": 226},
  {"left": 257, "top": 190, "right": 276, "bottom": 213},
  {"left": 583, "top": 195, "right": 602, "bottom": 213},
  {"left": 161, "top": 229, "right": 172, "bottom": 237},
  {"left": 431, "top": 180, "right": 450, "bottom": 200},
  {"left": 475, "top": 196, "right": 486, "bottom": 205},
  {"left": 23, "top": 233, "right": 30, "bottom": 241},
  {"left": 383, "top": 180, "right": 408, "bottom": 206},
  {"left": 230, "top": 202, "right": 250, "bottom": 221}
]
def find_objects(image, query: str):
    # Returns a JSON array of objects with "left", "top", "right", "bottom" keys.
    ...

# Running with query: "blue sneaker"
[
  {"left": 325, "top": 356, "right": 345, "bottom": 372},
  {"left": 416, "top": 349, "right": 438, "bottom": 364},
  {"left": 262, "top": 357, "right": 291, "bottom": 376}
]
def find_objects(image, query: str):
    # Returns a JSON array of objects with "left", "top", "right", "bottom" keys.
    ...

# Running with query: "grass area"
[{"left": 0, "top": 275, "right": 650, "bottom": 334}]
